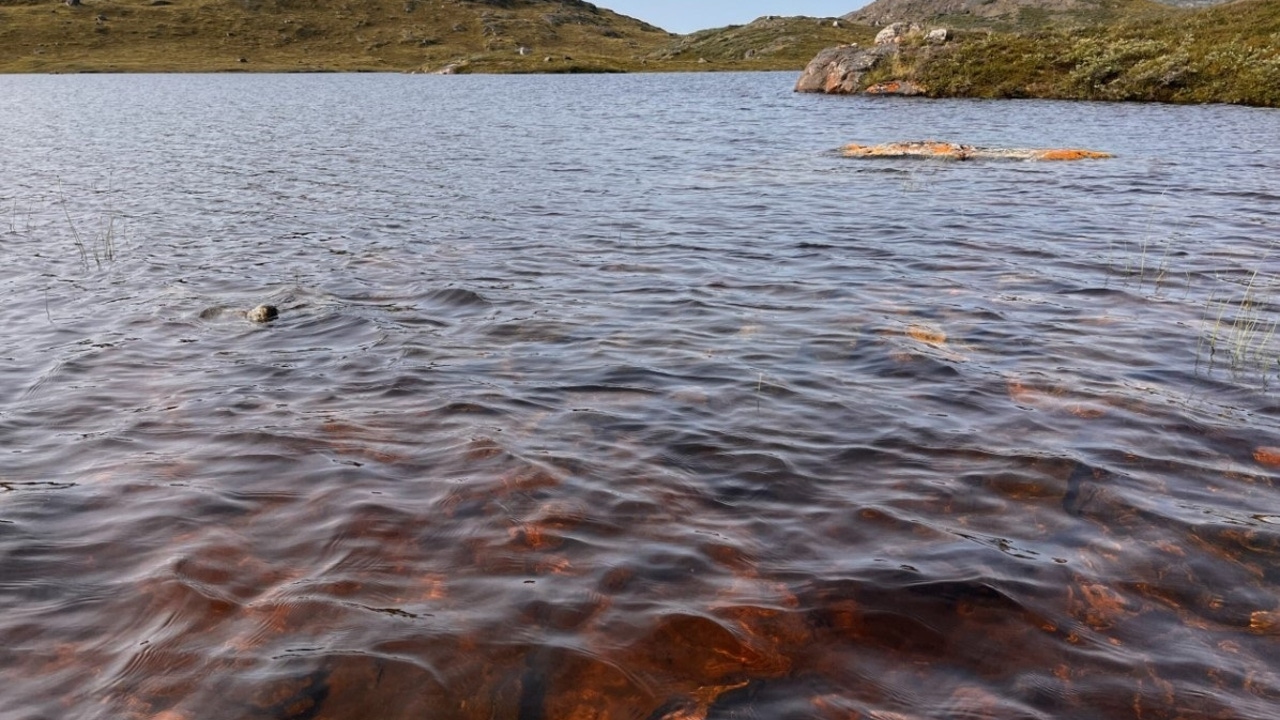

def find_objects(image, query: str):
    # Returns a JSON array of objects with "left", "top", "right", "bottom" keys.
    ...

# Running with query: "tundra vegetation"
[
  {"left": 0, "top": 0, "right": 865, "bottom": 73},
  {"left": 861, "top": 0, "right": 1280, "bottom": 106},
  {"left": 0, "top": 0, "right": 1273, "bottom": 102}
]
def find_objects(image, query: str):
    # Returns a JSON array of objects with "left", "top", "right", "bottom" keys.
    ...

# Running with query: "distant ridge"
[
  {"left": 0, "top": 0, "right": 676, "bottom": 73},
  {"left": 0, "top": 0, "right": 869, "bottom": 73}
]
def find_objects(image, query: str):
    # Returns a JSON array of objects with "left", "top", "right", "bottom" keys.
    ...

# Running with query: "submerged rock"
[
  {"left": 841, "top": 140, "right": 1112, "bottom": 161},
  {"left": 794, "top": 44, "right": 893, "bottom": 94},
  {"left": 1254, "top": 446, "right": 1280, "bottom": 467}
]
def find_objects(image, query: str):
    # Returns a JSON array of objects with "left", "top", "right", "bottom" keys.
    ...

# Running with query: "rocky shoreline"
[{"left": 793, "top": 0, "right": 1280, "bottom": 108}]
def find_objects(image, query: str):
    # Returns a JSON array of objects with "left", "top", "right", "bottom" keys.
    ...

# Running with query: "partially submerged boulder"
[
  {"left": 247, "top": 304, "right": 279, "bottom": 323},
  {"left": 794, "top": 44, "right": 893, "bottom": 94},
  {"left": 841, "top": 141, "right": 1113, "bottom": 161},
  {"left": 201, "top": 304, "right": 280, "bottom": 323}
]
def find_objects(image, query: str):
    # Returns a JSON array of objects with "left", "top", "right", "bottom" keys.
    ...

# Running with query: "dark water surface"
[{"left": 2, "top": 72, "right": 1280, "bottom": 720}]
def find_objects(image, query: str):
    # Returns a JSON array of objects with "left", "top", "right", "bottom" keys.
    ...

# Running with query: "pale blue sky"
[{"left": 604, "top": 1, "right": 869, "bottom": 34}]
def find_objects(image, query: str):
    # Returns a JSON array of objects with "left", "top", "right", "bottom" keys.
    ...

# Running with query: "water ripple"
[{"left": 0, "top": 73, "right": 1279, "bottom": 720}]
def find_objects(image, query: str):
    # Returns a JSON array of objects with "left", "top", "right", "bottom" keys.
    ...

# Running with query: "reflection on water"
[{"left": 1, "top": 73, "right": 1279, "bottom": 719}]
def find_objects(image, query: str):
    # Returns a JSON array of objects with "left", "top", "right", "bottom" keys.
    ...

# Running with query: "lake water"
[{"left": 2, "top": 72, "right": 1279, "bottom": 720}]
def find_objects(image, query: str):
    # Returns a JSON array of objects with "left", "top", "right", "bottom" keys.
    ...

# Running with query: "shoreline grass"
[{"left": 1200, "top": 264, "right": 1280, "bottom": 384}]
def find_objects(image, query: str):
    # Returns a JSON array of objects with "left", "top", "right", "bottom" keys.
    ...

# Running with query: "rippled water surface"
[{"left": 2, "top": 72, "right": 1280, "bottom": 720}]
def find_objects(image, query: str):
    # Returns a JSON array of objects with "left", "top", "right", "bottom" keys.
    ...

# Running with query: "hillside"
[
  {"left": 647, "top": 15, "right": 873, "bottom": 67},
  {"left": 846, "top": 0, "right": 1234, "bottom": 30},
  {"left": 849, "top": 0, "right": 1280, "bottom": 106},
  {"left": 0, "top": 0, "right": 676, "bottom": 73}
]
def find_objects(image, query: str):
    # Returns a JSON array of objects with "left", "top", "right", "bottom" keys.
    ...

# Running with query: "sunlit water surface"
[{"left": 2, "top": 72, "right": 1279, "bottom": 720}]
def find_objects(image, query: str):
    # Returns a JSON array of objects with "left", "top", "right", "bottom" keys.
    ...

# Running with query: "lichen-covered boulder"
[
  {"left": 874, "top": 22, "right": 910, "bottom": 45},
  {"left": 794, "top": 44, "right": 892, "bottom": 94}
]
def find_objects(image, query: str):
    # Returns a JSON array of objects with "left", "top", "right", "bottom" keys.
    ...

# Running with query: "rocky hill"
[{"left": 0, "top": 0, "right": 678, "bottom": 73}]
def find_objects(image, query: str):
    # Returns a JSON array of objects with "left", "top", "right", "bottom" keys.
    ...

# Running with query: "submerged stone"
[{"left": 1253, "top": 446, "right": 1280, "bottom": 467}]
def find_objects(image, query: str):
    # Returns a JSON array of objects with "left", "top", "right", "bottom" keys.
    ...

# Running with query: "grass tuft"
[
  {"left": 1201, "top": 264, "right": 1280, "bottom": 382},
  {"left": 56, "top": 177, "right": 122, "bottom": 271}
]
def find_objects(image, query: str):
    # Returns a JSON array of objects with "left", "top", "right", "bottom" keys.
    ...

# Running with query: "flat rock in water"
[{"left": 841, "top": 140, "right": 1112, "bottom": 161}]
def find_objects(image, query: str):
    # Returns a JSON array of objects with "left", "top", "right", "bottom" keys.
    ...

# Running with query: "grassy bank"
[
  {"left": 0, "top": 0, "right": 675, "bottom": 73},
  {"left": 872, "top": 0, "right": 1280, "bottom": 106}
]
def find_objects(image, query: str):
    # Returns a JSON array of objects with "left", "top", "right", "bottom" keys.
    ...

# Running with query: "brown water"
[{"left": 2, "top": 73, "right": 1279, "bottom": 720}]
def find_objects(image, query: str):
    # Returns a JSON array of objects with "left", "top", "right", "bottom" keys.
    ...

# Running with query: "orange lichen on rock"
[
  {"left": 843, "top": 141, "right": 970, "bottom": 159},
  {"left": 1253, "top": 446, "right": 1280, "bottom": 467},
  {"left": 841, "top": 140, "right": 1111, "bottom": 161},
  {"left": 1034, "top": 148, "right": 1113, "bottom": 161}
]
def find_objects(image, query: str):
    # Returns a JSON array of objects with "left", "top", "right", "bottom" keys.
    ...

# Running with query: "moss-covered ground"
[{"left": 878, "top": 0, "right": 1280, "bottom": 106}]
